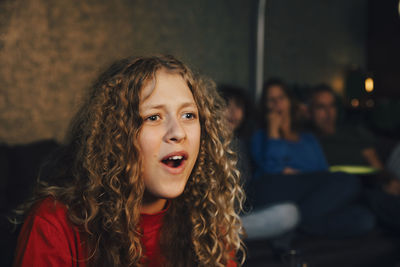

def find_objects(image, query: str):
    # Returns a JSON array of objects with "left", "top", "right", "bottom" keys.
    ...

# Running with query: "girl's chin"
[{"left": 159, "top": 190, "right": 185, "bottom": 200}]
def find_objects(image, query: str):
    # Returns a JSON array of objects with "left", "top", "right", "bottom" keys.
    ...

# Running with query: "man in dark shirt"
[
  {"left": 308, "top": 85, "right": 400, "bottom": 232},
  {"left": 308, "top": 85, "right": 383, "bottom": 168},
  {"left": 308, "top": 84, "right": 400, "bottom": 194}
]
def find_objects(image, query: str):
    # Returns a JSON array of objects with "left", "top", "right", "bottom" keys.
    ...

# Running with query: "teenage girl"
[{"left": 13, "top": 55, "right": 245, "bottom": 267}]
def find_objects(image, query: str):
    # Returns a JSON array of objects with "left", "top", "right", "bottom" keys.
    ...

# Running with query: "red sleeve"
[{"left": 13, "top": 199, "right": 84, "bottom": 267}]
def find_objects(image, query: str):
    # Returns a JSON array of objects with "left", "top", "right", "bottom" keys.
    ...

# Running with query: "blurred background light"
[
  {"left": 365, "top": 77, "right": 374, "bottom": 93},
  {"left": 351, "top": 98, "right": 360, "bottom": 108}
]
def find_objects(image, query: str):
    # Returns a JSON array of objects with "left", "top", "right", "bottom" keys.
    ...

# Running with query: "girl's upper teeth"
[{"left": 169, "top": 155, "right": 183, "bottom": 160}]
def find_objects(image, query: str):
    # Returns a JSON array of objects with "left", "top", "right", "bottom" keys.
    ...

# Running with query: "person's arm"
[
  {"left": 362, "top": 146, "right": 400, "bottom": 195},
  {"left": 250, "top": 130, "right": 288, "bottom": 174},
  {"left": 13, "top": 200, "right": 80, "bottom": 267},
  {"left": 14, "top": 213, "right": 75, "bottom": 267},
  {"left": 355, "top": 126, "right": 384, "bottom": 169},
  {"left": 362, "top": 147, "right": 384, "bottom": 169}
]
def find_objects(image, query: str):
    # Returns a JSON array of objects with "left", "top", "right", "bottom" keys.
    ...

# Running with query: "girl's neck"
[{"left": 141, "top": 193, "right": 168, "bottom": 214}]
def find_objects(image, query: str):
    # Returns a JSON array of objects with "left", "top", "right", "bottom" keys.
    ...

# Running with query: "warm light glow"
[
  {"left": 398, "top": 0, "right": 400, "bottom": 18},
  {"left": 365, "top": 77, "right": 374, "bottom": 93},
  {"left": 351, "top": 98, "right": 359, "bottom": 108},
  {"left": 331, "top": 76, "right": 344, "bottom": 95}
]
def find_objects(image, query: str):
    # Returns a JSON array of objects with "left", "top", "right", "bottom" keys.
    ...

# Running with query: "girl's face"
[
  {"left": 138, "top": 70, "right": 201, "bottom": 211},
  {"left": 266, "top": 85, "right": 291, "bottom": 117}
]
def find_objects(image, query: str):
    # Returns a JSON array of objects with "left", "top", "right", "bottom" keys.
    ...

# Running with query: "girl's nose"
[{"left": 163, "top": 117, "right": 186, "bottom": 143}]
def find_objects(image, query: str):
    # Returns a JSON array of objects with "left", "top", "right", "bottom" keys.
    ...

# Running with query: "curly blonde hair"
[{"left": 24, "top": 55, "right": 245, "bottom": 266}]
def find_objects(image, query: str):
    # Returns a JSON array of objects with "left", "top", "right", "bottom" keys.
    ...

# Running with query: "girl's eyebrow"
[
  {"left": 141, "top": 102, "right": 197, "bottom": 111},
  {"left": 180, "top": 102, "right": 198, "bottom": 109}
]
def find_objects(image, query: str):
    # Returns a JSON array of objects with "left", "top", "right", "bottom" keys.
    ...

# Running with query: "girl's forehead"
[
  {"left": 139, "top": 69, "right": 188, "bottom": 101},
  {"left": 139, "top": 70, "right": 195, "bottom": 109}
]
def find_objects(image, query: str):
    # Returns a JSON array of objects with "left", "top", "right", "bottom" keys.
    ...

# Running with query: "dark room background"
[{"left": 0, "top": 0, "right": 398, "bottom": 144}]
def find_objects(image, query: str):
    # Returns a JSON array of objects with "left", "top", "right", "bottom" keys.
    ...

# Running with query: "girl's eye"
[
  {"left": 145, "top": 115, "right": 160, "bottom": 121},
  {"left": 182, "top": 113, "right": 197, "bottom": 119}
]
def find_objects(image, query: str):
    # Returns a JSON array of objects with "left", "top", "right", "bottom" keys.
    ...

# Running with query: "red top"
[{"left": 14, "top": 198, "right": 237, "bottom": 267}]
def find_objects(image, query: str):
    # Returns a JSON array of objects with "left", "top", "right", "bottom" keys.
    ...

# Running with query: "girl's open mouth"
[
  {"left": 162, "top": 155, "right": 184, "bottom": 168},
  {"left": 160, "top": 152, "right": 188, "bottom": 169}
]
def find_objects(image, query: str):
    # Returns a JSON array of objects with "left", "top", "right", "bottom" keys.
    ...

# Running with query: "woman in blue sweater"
[
  {"left": 248, "top": 78, "right": 375, "bottom": 237},
  {"left": 252, "top": 79, "right": 328, "bottom": 176}
]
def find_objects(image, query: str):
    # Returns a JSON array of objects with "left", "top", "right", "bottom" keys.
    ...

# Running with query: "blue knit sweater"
[{"left": 251, "top": 130, "right": 328, "bottom": 177}]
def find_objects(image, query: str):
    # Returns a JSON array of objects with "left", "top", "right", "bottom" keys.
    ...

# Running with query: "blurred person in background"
[
  {"left": 387, "top": 143, "right": 400, "bottom": 181},
  {"left": 308, "top": 84, "right": 400, "bottom": 195},
  {"left": 249, "top": 78, "right": 375, "bottom": 237},
  {"left": 219, "top": 85, "right": 299, "bottom": 241},
  {"left": 308, "top": 84, "right": 383, "bottom": 168},
  {"left": 308, "top": 84, "right": 400, "bottom": 233}
]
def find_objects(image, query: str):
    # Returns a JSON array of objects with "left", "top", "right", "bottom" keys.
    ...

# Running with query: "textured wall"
[
  {"left": 264, "top": 0, "right": 367, "bottom": 94},
  {"left": 0, "top": 0, "right": 251, "bottom": 144},
  {"left": 0, "top": 0, "right": 368, "bottom": 144}
]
